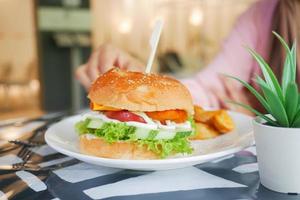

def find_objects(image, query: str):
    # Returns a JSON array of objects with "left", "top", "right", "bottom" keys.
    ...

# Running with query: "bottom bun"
[{"left": 79, "top": 135, "right": 159, "bottom": 159}]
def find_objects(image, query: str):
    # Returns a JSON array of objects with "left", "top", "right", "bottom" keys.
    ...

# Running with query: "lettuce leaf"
[
  {"left": 75, "top": 118, "right": 91, "bottom": 135},
  {"left": 138, "top": 136, "right": 193, "bottom": 158},
  {"left": 75, "top": 118, "right": 193, "bottom": 158},
  {"left": 75, "top": 119, "right": 136, "bottom": 143},
  {"left": 94, "top": 122, "right": 136, "bottom": 143},
  {"left": 188, "top": 116, "right": 196, "bottom": 136}
]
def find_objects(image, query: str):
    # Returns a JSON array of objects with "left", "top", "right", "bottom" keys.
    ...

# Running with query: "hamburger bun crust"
[
  {"left": 80, "top": 135, "right": 159, "bottom": 159},
  {"left": 88, "top": 68, "right": 194, "bottom": 114}
]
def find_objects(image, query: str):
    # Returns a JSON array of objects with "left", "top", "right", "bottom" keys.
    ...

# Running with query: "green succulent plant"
[{"left": 227, "top": 32, "right": 299, "bottom": 127}]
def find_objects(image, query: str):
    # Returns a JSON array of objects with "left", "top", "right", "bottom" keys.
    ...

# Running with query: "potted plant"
[{"left": 227, "top": 32, "right": 300, "bottom": 193}]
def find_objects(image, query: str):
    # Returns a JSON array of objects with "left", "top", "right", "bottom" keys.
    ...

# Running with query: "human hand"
[{"left": 75, "top": 44, "right": 144, "bottom": 90}]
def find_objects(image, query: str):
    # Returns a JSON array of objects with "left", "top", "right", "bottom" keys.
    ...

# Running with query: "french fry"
[
  {"left": 211, "top": 110, "right": 235, "bottom": 133},
  {"left": 190, "top": 122, "right": 220, "bottom": 140},
  {"left": 192, "top": 105, "right": 235, "bottom": 140},
  {"left": 194, "top": 105, "right": 218, "bottom": 123},
  {"left": 194, "top": 105, "right": 204, "bottom": 114}
]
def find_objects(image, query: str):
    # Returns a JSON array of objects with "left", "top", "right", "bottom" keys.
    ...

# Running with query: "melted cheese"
[{"left": 90, "top": 102, "right": 121, "bottom": 111}]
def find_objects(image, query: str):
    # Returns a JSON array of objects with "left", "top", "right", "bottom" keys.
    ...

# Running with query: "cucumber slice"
[
  {"left": 155, "top": 130, "right": 176, "bottom": 140},
  {"left": 87, "top": 118, "right": 104, "bottom": 129},
  {"left": 135, "top": 127, "right": 151, "bottom": 139},
  {"left": 135, "top": 129, "right": 180, "bottom": 140}
]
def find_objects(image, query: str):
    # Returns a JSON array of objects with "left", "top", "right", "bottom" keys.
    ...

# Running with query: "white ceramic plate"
[{"left": 45, "top": 111, "right": 254, "bottom": 170}]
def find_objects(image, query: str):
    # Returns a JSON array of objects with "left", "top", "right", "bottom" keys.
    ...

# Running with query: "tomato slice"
[{"left": 105, "top": 111, "right": 146, "bottom": 123}]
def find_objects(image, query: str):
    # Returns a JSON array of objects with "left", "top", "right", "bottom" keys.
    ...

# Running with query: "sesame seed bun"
[{"left": 88, "top": 68, "right": 194, "bottom": 114}]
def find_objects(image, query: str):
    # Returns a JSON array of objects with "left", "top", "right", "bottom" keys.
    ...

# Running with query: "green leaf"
[
  {"left": 256, "top": 76, "right": 298, "bottom": 125},
  {"left": 291, "top": 110, "right": 300, "bottom": 127},
  {"left": 273, "top": 32, "right": 297, "bottom": 94},
  {"left": 291, "top": 100, "right": 300, "bottom": 127},
  {"left": 255, "top": 75, "right": 268, "bottom": 88},
  {"left": 290, "top": 43, "right": 297, "bottom": 80},
  {"left": 281, "top": 43, "right": 297, "bottom": 94},
  {"left": 272, "top": 31, "right": 290, "bottom": 53},
  {"left": 246, "top": 47, "right": 284, "bottom": 103},
  {"left": 292, "top": 118, "right": 300, "bottom": 127},
  {"left": 226, "top": 100, "right": 278, "bottom": 126},
  {"left": 257, "top": 81, "right": 289, "bottom": 127},
  {"left": 298, "top": 93, "right": 300, "bottom": 110},
  {"left": 228, "top": 33, "right": 298, "bottom": 127},
  {"left": 273, "top": 31, "right": 295, "bottom": 70},
  {"left": 285, "top": 82, "right": 298, "bottom": 122},
  {"left": 281, "top": 56, "right": 291, "bottom": 94},
  {"left": 255, "top": 76, "right": 279, "bottom": 115},
  {"left": 225, "top": 74, "right": 271, "bottom": 113}
]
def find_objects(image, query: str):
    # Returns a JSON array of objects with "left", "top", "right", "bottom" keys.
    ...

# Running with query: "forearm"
[{"left": 181, "top": 68, "right": 253, "bottom": 114}]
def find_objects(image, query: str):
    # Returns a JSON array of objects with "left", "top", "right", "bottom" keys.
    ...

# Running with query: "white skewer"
[{"left": 145, "top": 20, "right": 164, "bottom": 74}]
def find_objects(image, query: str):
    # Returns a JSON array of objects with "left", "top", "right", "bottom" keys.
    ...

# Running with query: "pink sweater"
[{"left": 182, "top": 0, "right": 278, "bottom": 110}]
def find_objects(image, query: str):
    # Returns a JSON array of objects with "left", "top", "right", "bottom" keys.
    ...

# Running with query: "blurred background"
[{"left": 0, "top": 0, "right": 255, "bottom": 120}]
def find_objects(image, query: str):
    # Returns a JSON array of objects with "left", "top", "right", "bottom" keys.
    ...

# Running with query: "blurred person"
[{"left": 75, "top": 0, "right": 300, "bottom": 113}]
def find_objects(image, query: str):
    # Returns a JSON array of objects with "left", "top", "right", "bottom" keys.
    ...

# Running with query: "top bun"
[{"left": 88, "top": 68, "right": 194, "bottom": 114}]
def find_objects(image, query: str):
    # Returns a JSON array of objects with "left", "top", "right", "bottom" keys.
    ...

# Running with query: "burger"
[{"left": 75, "top": 68, "right": 195, "bottom": 159}]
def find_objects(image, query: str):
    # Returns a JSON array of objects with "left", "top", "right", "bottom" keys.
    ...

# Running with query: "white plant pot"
[{"left": 253, "top": 117, "right": 300, "bottom": 193}]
